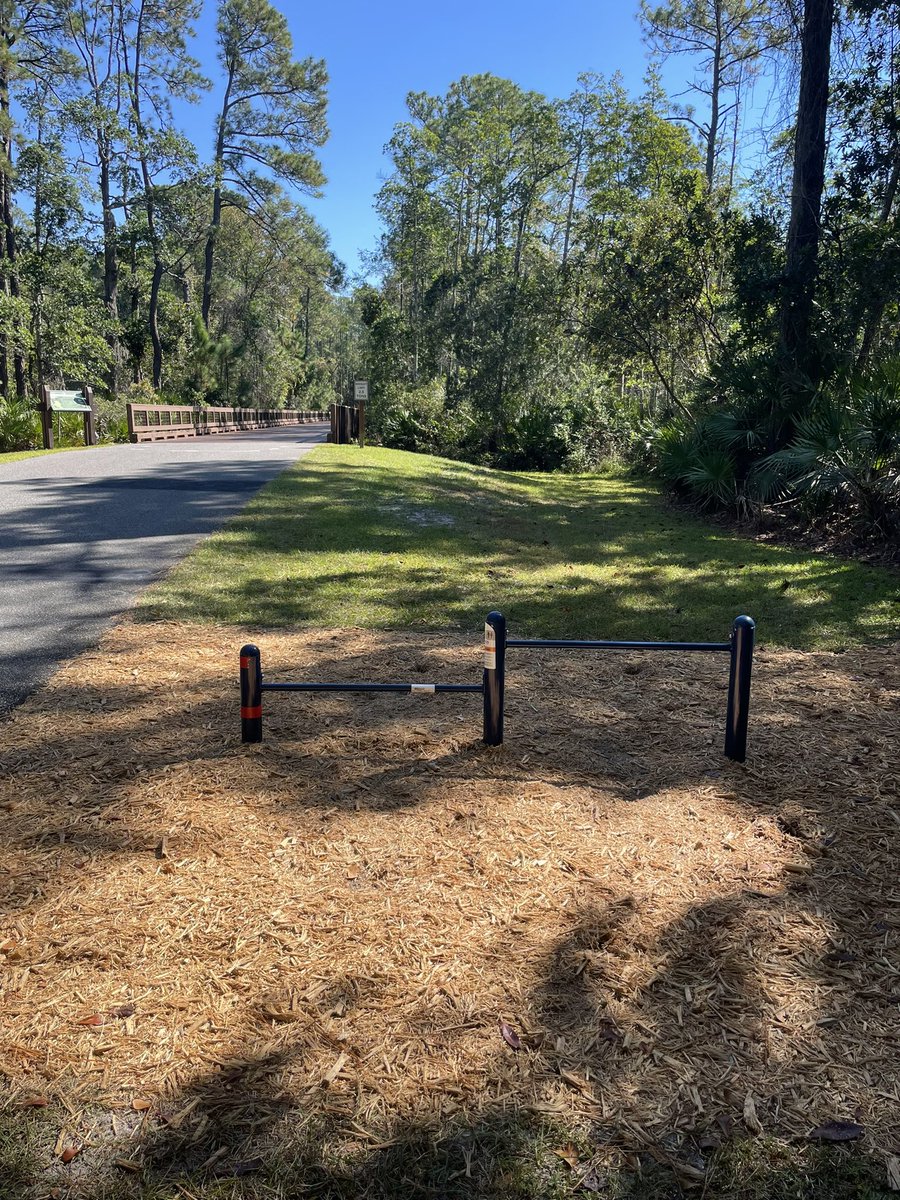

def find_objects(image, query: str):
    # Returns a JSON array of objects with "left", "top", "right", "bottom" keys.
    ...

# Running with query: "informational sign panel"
[{"left": 354, "top": 380, "right": 369, "bottom": 401}]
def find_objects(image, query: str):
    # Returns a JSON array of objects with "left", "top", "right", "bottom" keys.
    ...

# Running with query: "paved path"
[{"left": 0, "top": 425, "right": 328, "bottom": 714}]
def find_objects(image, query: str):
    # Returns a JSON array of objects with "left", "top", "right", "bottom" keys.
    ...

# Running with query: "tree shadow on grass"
[{"left": 138, "top": 457, "right": 899, "bottom": 648}]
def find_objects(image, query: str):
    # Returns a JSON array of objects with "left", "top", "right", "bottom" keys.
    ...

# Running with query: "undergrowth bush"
[
  {"left": 0, "top": 399, "right": 40, "bottom": 452},
  {"left": 654, "top": 357, "right": 900, "bottom": 539}
]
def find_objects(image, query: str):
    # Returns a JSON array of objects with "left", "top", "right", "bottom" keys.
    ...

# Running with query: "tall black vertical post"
[
  {"left": 724, "top": 615, "right": 755, "bottom": 762},
  {"left": 240, "top": 644, "right": 263, "bottom": 743},
  {"left": 83, "top": 386, "right": 97, "bottom": 445},
  {"left": 483, "top": 611, "right": 506, "bottom": 746},
  {"left": 40, "top": 384, "right": 54, "bottom": 450}
]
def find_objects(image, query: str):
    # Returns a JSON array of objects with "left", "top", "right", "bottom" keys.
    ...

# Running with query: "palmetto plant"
[
  {"left": 655, "top": 420, "right": 739, "bottom": 507},
  {"left": 756, "top": 359, "right": 900, "bottom": 534},
  {"left": 0, "top": 400, "right": 40, "bottom": 453}
]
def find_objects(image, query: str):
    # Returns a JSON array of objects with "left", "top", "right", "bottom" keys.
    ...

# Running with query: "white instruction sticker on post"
[
  {"left": 484, "top": 623, "right": 496, "bottom": 670},
  {"left": 410, "top": 683, "right": 435, "bottom": 694}
]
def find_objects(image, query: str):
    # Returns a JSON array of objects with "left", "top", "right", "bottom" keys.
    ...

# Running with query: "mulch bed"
[{"left": 1, "top": 618, "right": 898, "bottom": 1194}]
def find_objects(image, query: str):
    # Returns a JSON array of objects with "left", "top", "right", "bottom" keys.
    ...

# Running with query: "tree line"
[
  {"left": 2, "top": 0, "right": 897, "bottom": 542},
  {"left": 0, "top": 0, "right": 341, "bottom": 443},
  {"left": 360, "top": 0, "right": 899, "bottom": 541}
]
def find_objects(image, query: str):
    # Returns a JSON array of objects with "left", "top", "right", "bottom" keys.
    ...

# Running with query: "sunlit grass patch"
[
  {"left": 0, "top": 445, "right": 96, "bottom": 464},
  {"left": 141, "top": 445, "right": 899, "bottom": 649}
]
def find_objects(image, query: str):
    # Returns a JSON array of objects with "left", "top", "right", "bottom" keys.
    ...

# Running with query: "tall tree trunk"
[
  {"left": 727, "top": 65, "right": 742, "bottom": 199},
  {"left": 778, "top": 0, "right": 834, "bottom": 398},
  {"left": 0, "top": 169, "right": 10, "bottom": 398},
  {"left": 148, "top": 260, "right": 163, "bottom": 387},
  {"left": 561, "top": 120, "right": 585, "bottom": 269},
  {"left": 100, "top": 147, "right": 120, "bottom": 396},
  {"left": 855, "top": 156, "right": 900, "bottom": 371},
  {"left": 0, "top": 67, "right": 25, "bottom": 398},
  {"left": 201, "top": 181, "right": 222, "bottom": 329},
  {"left": 705, "top": 3, "right": 723, "bottom": 188},
  {"left": 128, "top": 3, "right": 166, "bottom": 389},
  {"left": 202, "top": 67, "right": 234, "bottom": 329}
]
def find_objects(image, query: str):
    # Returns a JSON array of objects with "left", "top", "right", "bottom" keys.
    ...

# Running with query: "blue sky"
[{"left": 177, "top": 1, "right": 667, "bottom": 281}]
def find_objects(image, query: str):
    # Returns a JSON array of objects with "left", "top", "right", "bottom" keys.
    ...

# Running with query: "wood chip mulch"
[{"left": 0, "top": 619, "right": 898, "bottom": 1189}]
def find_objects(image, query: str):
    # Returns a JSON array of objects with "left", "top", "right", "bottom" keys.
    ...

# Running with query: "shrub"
[
  {"left": 0, "top": 400, "right": 40, "bottom": 452},
  {"left": 374, "top": 379, "right": 474, "bottom": 457},
  {"left": 757, "top": 359, "right": 900, "bottom": 536}
]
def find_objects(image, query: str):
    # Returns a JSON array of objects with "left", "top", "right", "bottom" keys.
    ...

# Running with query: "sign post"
[{"left": 353, "top": 380, "right": 368, "bottom": 448}]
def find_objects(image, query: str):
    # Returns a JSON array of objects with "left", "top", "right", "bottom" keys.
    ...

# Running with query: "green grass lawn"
[
  {"left": 142, "top": 445, "right": 899, "bottom": 649},
  {"left": 0, "top": 444, "right": 95, "bottom": 464}
]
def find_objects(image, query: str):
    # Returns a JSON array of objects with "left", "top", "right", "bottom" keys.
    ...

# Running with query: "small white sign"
[
  {"left": 354, "top": 380, "right": 369, "bottom": 401},
  {"left": 484, "top": 623, "right": 496, "bottom": 670}
]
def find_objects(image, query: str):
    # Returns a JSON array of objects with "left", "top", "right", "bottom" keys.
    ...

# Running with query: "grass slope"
[
  {"left": 0, "top": 444, "right": 96, "bottom": 463},
  {"left": 143, "top": 445, "right": 899, "bottom": 649}
]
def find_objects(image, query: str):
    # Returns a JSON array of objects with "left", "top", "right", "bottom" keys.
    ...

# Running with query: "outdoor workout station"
[
  {"left": 39, "top": 384, "right": 97, "bottom": 450},
  {"left": 240, "top": 611, "right": 756, "bottom": 761}
]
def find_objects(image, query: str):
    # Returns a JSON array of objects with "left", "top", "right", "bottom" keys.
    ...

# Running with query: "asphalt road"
[{"left": 0, "top": 424, "right": 328, "bottom": 714}]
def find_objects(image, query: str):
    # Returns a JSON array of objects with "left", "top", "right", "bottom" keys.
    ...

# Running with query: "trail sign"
[{"left": 353, "top": 380, "right": 368, "bottom": 447}]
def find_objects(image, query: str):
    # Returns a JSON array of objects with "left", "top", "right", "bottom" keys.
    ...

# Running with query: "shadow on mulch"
[{"left": 0, "top": 622, "right": 897, "bottom": 1197}]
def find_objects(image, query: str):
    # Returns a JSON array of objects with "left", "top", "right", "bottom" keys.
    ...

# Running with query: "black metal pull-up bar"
[
  {"left": 239, "top": 648, "right": 484, "bottom": 744},
  {"left": 483, "top": 611, "right": 755, "bottom": 761},
  {"left": 240, "top": 611, "right": 755, "bottom": 761}
]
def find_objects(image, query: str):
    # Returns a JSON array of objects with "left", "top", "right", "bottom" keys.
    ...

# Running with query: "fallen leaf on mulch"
[
  {"left": 560, "top": 1070, "right": 594, "bottom": 1097},
  {"left": 258, "top": 1001, "right": 301, "bottom": 1023},
  {"left": 499, "top": 1020, "right": 521, "bottom": 1050},
  {"left": 19, "top": 1095, "right": 48, "bottom": 1108},
  {"left": 808, "top": 1121, "right": 864, "bottom": 1142},
  {"left": 60, "top": 1146, "right": 81, "bottom": 1164},
  {"left": 553, "top": 1142, "right": 579, "bottom": 1169},
  {"left": 131, "top": 1097, "right": 152, "bottom": 1112},
  {"left": 743, "top": 1093, "right": 763, "bottom": 1135},
  {"left": 577, "top": 1166, "right": 608, "bottom": 1192},
  {"left": 77, "top": 1004, "right": 135, "bottom": 1027}
]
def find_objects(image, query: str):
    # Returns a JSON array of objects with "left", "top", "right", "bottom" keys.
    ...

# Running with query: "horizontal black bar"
[
  {"left": 260, "top": 682, "right": 483, "bottom": 693},
  {"left": 506, "top": 639, "right": 731, "bottom": 652}
]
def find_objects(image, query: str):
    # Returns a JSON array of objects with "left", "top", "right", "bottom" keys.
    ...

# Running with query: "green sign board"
[{"left": 48, "top": 390, "right": 91, "bottom": 412}]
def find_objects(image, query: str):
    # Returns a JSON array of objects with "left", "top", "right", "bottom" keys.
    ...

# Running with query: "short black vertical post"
[
  {"left": 240, "top": 644, "right": 263, "bottom": 743},
  {"left": 483, "top": 611, "right": 506, "bottom": 746},
  {"left": 724, "top": 615, "right": 755, "bottom": 762}
]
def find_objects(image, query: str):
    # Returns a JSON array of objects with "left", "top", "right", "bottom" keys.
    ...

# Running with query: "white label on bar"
[
  {"left": 410, "top": 683, "right": 436, "bottom": 694},
  {"left": 484, "top": 623, "right": 496, "bottom": 670}
]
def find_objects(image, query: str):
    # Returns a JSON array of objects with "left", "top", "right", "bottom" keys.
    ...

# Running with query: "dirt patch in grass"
[{"left": 1, "top": 620, "right": 898, "bottom": 1197}]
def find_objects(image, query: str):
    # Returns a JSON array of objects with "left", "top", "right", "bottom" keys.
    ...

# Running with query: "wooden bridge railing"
[{"left": 126, "top": 404, "right": 329, "bottom": 443}]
